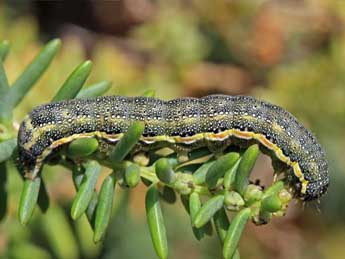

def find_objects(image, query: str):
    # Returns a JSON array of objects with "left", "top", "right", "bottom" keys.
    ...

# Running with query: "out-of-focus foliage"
[
  {"left": 133, "top": 5, "right": 209, "bottom": 67},
  {"left": 0, "top": 0, "right": 345, "bottom": 258}
]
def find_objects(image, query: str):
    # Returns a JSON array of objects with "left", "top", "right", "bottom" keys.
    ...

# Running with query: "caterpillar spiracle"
[{"left": 17, "top": 95, "right": 329, "bottom": 201}]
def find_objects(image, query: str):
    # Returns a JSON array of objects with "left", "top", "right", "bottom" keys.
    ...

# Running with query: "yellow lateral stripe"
[
  {"left": 29, "top": 127, "right": 308, "bottom": 194},
  {"left": 29, "top": 131, "right": 123, "bottom": 178},
  {"left": 232, "top": 130, "right": 254, "bottom": 140},
  {"left": 292, "top": 163, "right": 308, "bottom": 194}
]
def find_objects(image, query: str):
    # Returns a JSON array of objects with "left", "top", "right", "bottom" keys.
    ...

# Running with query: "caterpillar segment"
[{"left": 17, "top": 95, "right": 329, "bottom": 201}]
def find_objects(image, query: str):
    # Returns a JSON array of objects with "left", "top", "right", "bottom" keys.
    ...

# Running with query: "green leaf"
[
  {"left": 193, "top": 195, "right": 224, "bottom": 228},
  {"left": 109, "top": 121, "right": 145, "bottom": 163},
  {"left": 192, "top": 161, "right": 215, "bottom": 185},
  {"left": 73, "top": 165, "right": 98, "bottom": 226},
  {"left": 125, "top": 163, "right": 141, "bottom": 188},
  {"left": 145, "top": 184, "right": 168, "bottom": 259},
  {"left": 8, "top": 243, "right": 52, "bottom": 259},
  {"left": 52, "top": 60, "right": 92, "bottom": 102},
  {"left": 0, "top": 162, "right": 7, "bottom": 221},
  {"left": 18, "top": 177, "right": 41, "bottom": 225},
  {"left": 67, "top": 138, "right": 99, "bottom": 158},
  {"left": 213, "top": 207, "right": 229, "bottom": 243},
  {"left": 155, "top": 158, "right": 176, "bottom": 184},
  {"left": 94, "top": 174, "right": 115, "bottom": 242},
  {"left": 0, "top": 138, "right": 16, "bottom": 163},
  {"left": 261, "top": 195, "right": 282, "bottom": 213},
  {"left": 71, "top": 161, "right": 101, "bottom": 220},
  {"left": 73, "top": 167, "right": 85, "bottom": 187},
  {"left": 76, "top": 80, "right": 112, "bottom": 99},
  {"left": 223, "top": 208, "right": 251, "bottom": 259},
  {"left": 0, "top": 40, "right": 10, "bottom": 62},
  {"left": 41, "top": 206, "right": 79, "bottom": 259},
  {"left": 0, "top": 63, "right": 9, "bottom": 100},
  {"left": 181, "top": 194, "right": 213, "bottom": 237},
  {"left": 5, "top": 39, "right": 61, "bottom": 109},
  {"left": 189, "top": 192, "right": 204, "bottom": 240},
  {"left": 223, "top": 158, "right": 241, "bottom": 190},
  {"left": 234, "top": 145, "right": 259, "bottom": 195},
  {"left": 74, "top": 215, "right": 101, "bottom": 258},
  {"left": 141, "top": 89, "right": 156, "bottom": 97},
  {"left": 206, "top": 152, "right": 240, "bottom": 189},
  {"left": 86, "top": 192, "right": 98, "bottom": 225},
  {"left": 263, "top": 180, "right": 284, "bottom": 198},
  {"left": 232, "top": 250, "right": 241, "bottom": 259}
]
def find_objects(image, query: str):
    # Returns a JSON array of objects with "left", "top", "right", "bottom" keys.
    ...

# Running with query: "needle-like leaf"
[
  {"left": 76, "top": 80, "right": 112, "bottom": 99},
  {"left": 223, "top": 208, "right": 251, "bottom": 259},
  {"left": 52, "top": 60, "right": 92, "bottom": 101},
  {"left": 0, "top": 63, "right": 9, "bottom": 100},
  {"left": 141, "top": 89, "right": 156, "bottom": 97},
  {"left": 193, "top": 195, "right": 224, "bottom": 228},
  {"left": 234, "top": 145, "right": 259, "bottom": 195},
  {"left": 145, "top": 184, "right": 168, "bottom": 259},
  {"left": 71, "top": 161, "right": 101, "bottom": 220},
  {"left": 109, "top": 121, "right": 145, "bottom": 163},
  {"left": 206, "top": 152, "right": 240, "bottom": 189},
  {"left": 0, "top": 40, "right": 10, "bottom": 62},
  {"left": 67, "top": 138, "right": 99, "bottom": 158},
  {"left": 125, "top": 163, "right": 141, "bottom": 188},
  {"left": 155, "top": 158, "right": 176, "bottom": 184},
  {"left": 5, "top": 39, "right": 61, "bottom": 109},
  {"left": 93, "top": 175, "right": 115, "bottom": 242},
  {"left": 189, "top": 192, "right": 205, "bottom": 240},
  {"left": 18, "top": 178, "right": 41, "bottom": 225},
  {"left": 0, "top": 138, "right": 16, "bottom": 163}
]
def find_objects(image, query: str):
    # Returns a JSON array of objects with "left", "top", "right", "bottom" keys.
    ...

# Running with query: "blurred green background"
[{"left": 1, "top": 0, "right": 344, "bottom": 258}]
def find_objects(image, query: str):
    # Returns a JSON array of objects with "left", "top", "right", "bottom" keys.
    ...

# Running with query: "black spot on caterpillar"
[{"left": 17, "top": 95, "right": 329, "bottom": 201}]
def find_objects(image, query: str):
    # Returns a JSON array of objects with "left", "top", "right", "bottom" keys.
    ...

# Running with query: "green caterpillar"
[{"left": 17, "top": 95, "right": 329, "bottom": 201}]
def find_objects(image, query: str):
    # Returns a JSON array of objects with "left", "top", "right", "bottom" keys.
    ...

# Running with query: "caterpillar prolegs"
[{"left": 17, "top": 95, "right": 329, "bottom": 201}]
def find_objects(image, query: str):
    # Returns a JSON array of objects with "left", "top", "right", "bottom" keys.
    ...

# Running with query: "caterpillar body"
[{"left": 17, "top": 95, "right": 329, "bottom": 201}]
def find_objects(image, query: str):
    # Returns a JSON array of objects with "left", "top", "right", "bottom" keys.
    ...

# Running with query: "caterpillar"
[{"left": 17, "top": 95, "right": 329, "bottom": 201}]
